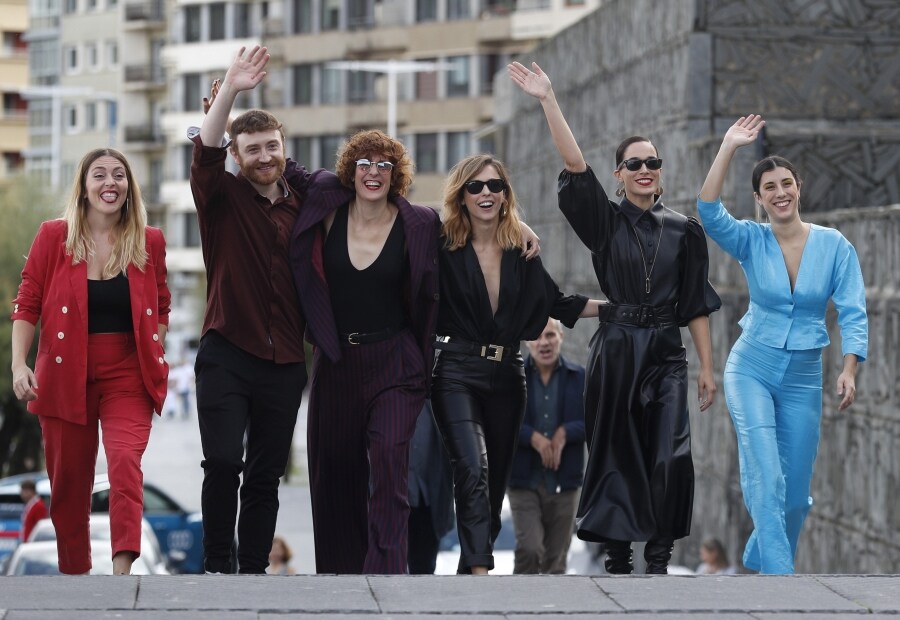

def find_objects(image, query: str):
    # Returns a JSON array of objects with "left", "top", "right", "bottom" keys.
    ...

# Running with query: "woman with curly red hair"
[{"left": 288, "top": 129, "right": 439, "bottom": 574}]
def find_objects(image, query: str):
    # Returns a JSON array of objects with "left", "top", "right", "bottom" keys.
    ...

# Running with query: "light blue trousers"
[{"left": 724, "top": 336, "right": 823, "bottom": 574}]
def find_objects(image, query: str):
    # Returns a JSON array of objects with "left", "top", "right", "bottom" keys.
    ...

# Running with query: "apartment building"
[{"left": 1, "top": 0, "right": 29, "bottom": 178}]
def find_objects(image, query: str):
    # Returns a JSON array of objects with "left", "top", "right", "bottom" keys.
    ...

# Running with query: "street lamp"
[{"left": 326, "top": 59, "right": 448, "bottom": 138}]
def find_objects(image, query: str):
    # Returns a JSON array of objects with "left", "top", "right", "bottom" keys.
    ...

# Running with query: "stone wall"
[{"left": 496, "top": 0, "right": 900, "bottom": 572}]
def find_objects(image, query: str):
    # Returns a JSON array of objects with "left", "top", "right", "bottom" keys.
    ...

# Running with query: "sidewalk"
[{"left": 1, "top": 574, "right": 897, "bottom": 619}]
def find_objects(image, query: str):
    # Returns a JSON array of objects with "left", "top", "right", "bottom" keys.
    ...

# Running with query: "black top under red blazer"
[{"left": 287, "top": 166, "right": 441, "bottom": 384}]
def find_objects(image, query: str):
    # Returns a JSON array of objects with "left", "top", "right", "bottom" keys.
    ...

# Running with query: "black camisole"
[
  {"left": 324, "top": 203, "right": 407, "bottom": 335},
  {"left": 87, "top": 272, "right": 132, "bottom": 333}
]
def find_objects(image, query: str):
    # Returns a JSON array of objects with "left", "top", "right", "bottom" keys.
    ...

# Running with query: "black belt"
[
  {"left": 598, "top": 304, "right": 677, "bottom": 328},
  {"left": 339, "top": 325, "right": 405, "bottom": 346},
  {"left": 434, "top": 337, "right": 517, "bottom": 362}
]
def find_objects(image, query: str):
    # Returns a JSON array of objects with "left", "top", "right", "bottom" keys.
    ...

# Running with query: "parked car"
[
  {"left": 27, "top": 514, "right": 170, "bottom": 574},
  {"left": 4, "top": 540, "right": 155, "bottom": 576},
  {"left": 0, "top": 472, "right": 204, "bottom": 573}
]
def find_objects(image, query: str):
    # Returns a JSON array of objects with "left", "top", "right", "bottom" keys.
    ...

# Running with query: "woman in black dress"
[
  {"left": 431, "top": 154, "right": 603, "bottom": 575},
  {"left": 509, "top": 61, "right": 721, "bottom": 574}
]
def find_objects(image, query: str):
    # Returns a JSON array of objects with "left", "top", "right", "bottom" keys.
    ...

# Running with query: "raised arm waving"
[{"left": 507, "top": 61, "right": 586, "bottom": 173}]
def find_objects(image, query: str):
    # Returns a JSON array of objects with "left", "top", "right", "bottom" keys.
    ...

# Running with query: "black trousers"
[
  {"left": 195, "top": 330, "right": 306, "bottom": 574},
  {"left": 431, "top": 351, "right": 526, "bottom": 573},
  {"left": 407, "top": 505, "right": 440, "bottom": 574}
]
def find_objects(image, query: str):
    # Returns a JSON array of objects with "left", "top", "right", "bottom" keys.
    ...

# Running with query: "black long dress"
[{"left": 558, "top": 167, "right": 721, "bottom": 543}]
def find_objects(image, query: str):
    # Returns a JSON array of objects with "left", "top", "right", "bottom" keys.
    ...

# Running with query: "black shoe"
[
  {"left": 644, "top": 538, "right": 674, "bottom": 575},
  {"left": 604, "top": 540, "right": 634, "bottom": 575}
]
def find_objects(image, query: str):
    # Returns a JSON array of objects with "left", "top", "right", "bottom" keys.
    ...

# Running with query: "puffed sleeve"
[
  {"left": 557, "top": 166, "right": 615, "bottom": 255},
  {"left": 10, "top": 223, "right": 52, "bottom": 325},
  {"left": 696, "top": 197, "right": 755, "bottom": 261},
  {"left": 831, "top": 235, "right": 867, "bottom": 362},
  {"left": 150, "top": 227, "right": 171, "bottom": 326},
  {"left": 542, "top": 261, "right": 587, "bottom": 330},
  {"left": 675, "top": 217, "right": 722, "bottom": 326}
]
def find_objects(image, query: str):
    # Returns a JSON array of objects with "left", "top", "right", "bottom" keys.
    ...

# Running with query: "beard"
[{"left": 242, "top": 156, "right": 286, "bottom": 186}]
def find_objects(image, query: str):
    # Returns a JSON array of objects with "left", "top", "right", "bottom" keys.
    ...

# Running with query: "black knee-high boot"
[
  {"left": 604, "top": 540, "right": 633, "bottom": 574},
  {"left": 644, "top": 538, "right": 674, "bottom": 574}
]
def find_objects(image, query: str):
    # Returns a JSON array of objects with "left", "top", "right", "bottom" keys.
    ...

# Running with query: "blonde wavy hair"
[
  {"left": 334, "top": 130, "right": 414, "bottom": 198},
  {"left": 63, "top": 148, "right": 148, "bottom": 278},
  {"left": 442, "top": 154, "right": 523, "bottom": 251}
]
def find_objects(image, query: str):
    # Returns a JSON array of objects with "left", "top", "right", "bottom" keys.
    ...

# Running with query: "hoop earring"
[
  {"left": 615, "top": 182, "right": 625, "bottom": 198},
  {"left": 656, "top": 184, "right": 664, "bottom": 197}
]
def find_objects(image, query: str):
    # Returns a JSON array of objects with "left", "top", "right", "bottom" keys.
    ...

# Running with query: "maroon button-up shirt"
[{"left": 189, "top": 133, "right": 305, "bottom": 364}]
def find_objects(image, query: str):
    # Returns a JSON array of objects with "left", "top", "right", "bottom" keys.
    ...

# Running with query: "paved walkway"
[{"left": 1, "top": 574, "right": 897, "bottom": 619}]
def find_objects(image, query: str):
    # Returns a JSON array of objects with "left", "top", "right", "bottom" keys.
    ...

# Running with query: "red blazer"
[{"left": 11, "top": 220, "right": 171, "bottom": 424}]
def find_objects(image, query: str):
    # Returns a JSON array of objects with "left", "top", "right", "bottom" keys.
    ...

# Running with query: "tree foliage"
[{"left": 0, "top": 175, "right": 61, "bottom": 475}]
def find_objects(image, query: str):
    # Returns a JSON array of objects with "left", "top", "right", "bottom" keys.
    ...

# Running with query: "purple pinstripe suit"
[{"left": 288, "top": 167, "right": 441, "bottom": 574}]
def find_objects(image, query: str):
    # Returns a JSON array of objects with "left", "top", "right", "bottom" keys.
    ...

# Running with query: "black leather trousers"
[{"left": 431, "top": 351, "right": 526, "bottom": 573}]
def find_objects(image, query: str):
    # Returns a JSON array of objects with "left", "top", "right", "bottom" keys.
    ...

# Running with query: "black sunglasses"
[
  {"left": 464, "top": 178, "right": 506, "bottom": 194},
  {"left": 618, "top": 157, "right": 663, "bottom": 172}
]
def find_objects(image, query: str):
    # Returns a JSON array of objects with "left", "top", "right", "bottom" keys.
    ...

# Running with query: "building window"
[
  {"left": 210, "top": 3, "right": 226, "bottom": 40},
  {"left": 181, "top": 144, "right": 194, "bottom": 180},
  {"left": 446, "top": 56, "right": 470, "bottom": 98},
  {"left": 292, "top": 65, "right": 313, "bottom": 105},
  {"left": 321, "top": 0, "right": 340, "bottom": 30},
  {"left": 477, "top": 134, "right": 495, "bottom": 155},
  {"left": 447, "top": 0, "right": 470, "bottom": 20},
  {"left": 108, "top": 0, "right": 118, "bottom": 7},
  {"left": 415, "top": 133, "right": 438, "bottom": 173},
  {"left": 107, "top": 41, "right": 119, "bottom": 66},
  {"left": 446, "top": 132, "right": 470, "bottom": 169},
  {"left": 184, "top": 5, "right": 202, "bottom": 42},
  {"left": 290, "top": 137, "right": 312, "bottom": 167},
  {"left": 348, "top": 0, "right": 371, "bottom": 28},
  {"left": 347, "top": 71, "right": 374, "bottom": 103},
  {"left": 183, "top": 73, "right": 202, "bottom": 111},
  {"left": 86, "top": 0, "right": 96, "bottom": 9},
  {"left": 234, "top": 3, "right": 250, "bottom": 37},
  {"left": 479, "top": 53, "right": 506, "bottom": 95},
  {"left": 86, "top": 43, "right": 98, "bottom": 69},
  {"left": 416, "top": 0, "right": 436, "bottom": 21},
  {"left": 415, "top": 59, "right": 438, "bottom": 100},
  {"left": 320, "top": 66, "right": 344, "bottom": 104},
  {"left": 64, "top": 46, "right": 79, "bottom": 73},
  {"left": 292, "top": 0, "right": 312, "bottom": 33},
  {"left": 319, "top": 135, "right": 344, "bottom": 170},
  {"left": 85, "top": 102, "right": 97, "bottom": 130},
  {"left": 183, "top": 212, "right": 201, "bottom": 247},
  {"left": 64, "top": 105, "right": 78, "bottom": 132},
  {"left": 63, "top": 0, "right": 77, "bottom": 14}
]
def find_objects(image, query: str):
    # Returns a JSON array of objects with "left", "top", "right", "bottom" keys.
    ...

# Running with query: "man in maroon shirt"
[{"left": 189, "top": 45, "right": 308, "bottom": 574}]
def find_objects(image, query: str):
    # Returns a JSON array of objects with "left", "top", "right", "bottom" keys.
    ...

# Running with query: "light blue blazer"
[{"left": 697, "top": 198, "right": 867, "bottom": 362}]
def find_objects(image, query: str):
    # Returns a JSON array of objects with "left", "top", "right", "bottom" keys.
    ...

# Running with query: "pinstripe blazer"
[{"left": 288, "top": 167, "right": 441, "bottom": 379}]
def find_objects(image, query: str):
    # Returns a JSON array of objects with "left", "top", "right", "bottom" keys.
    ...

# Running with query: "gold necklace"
[{"left": 627, "top": 210, "right": 665, "bottom": 294}]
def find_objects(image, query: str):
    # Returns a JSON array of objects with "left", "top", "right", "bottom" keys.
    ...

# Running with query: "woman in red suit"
[{"left": 10, "top": 148, "right": 170, "bottom": 575}]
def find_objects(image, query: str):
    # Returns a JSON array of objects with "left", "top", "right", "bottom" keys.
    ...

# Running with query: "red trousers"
[{"left": 39, "top": 333, "right": 153, "bottom": 574}]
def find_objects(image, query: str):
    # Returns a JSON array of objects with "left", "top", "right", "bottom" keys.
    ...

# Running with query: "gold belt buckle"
[{"left": 480, "top": 344, "right": 504, "bottom": 362}]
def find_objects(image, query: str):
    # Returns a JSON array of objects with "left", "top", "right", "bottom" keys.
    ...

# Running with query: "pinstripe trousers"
[{"left": 307, "top": 329, "right": 426, "bottom": 574}]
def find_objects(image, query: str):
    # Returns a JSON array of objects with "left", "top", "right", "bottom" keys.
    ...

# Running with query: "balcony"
[
  {"left": 124, "top": 1, "right": 166, "bottom": 30},
  {"left": 124, "top": 124, "right": 165, "bottom": 152},
  {"left": 124, "top": 64, "right": 166, "bottom": 91}
]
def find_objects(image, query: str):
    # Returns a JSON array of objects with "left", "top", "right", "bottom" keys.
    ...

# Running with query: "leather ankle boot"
[
  {"left": 604, "top": 540, "right": 633, "bottom": 575},
  {"left": 644, "top": 538, "right": 674, "bottom": 574}
]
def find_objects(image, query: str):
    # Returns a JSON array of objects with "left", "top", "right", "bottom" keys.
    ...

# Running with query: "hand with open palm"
[
  {"left": 723, "top": 115, "right": 766, "bottom": 150},
  {"left": 507, "top": 61, "right": 552, "bottom": 101},
  {"left": 222, "top": 45, "right": 269, "bottom": 93}
]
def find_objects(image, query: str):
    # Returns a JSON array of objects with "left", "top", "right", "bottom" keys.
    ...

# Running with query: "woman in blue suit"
[{"left": 697, "top": 115, "right": 868, "bottom": 574}]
